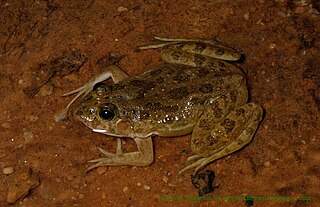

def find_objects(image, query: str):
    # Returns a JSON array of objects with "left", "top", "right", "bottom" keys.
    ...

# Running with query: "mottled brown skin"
[
  {"left": 65, "top": 37, "right": 263, "bottom": 174},
  {"left": 77, "top": 63, "right": 244, "bottom": 137}
]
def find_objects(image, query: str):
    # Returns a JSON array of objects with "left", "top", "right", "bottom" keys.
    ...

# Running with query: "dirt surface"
[{"left": 0, "top": 0, "right": 319, "bottom": 206}]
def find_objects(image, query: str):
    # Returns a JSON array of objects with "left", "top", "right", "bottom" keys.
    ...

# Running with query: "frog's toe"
[
  {"left": 86, "top": 158, "right": 113, "bottom": 172},
  {"left": 186, "top": 154, "right": 202, "bottom": 165},
  {"left": 97, "top": 147, "right": 120, "bottom": 156},
  {"left": 86, "top": 152, "right": 120, "bottom": 172},
  {"left": 178, "top": 157, "right": 207, "bottom": 175}
]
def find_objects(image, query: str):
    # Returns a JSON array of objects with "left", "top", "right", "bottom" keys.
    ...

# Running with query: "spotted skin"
[{"left": 65, "top": 37, "right": 263, "bottom": 174}]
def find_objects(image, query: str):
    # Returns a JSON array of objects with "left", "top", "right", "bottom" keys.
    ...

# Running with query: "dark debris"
[
  {"left": 244, "top": 196, "right": 254, "bottom": 206},
  {"left": 191, "top": 170, "right": 217, "bottom": 196}
]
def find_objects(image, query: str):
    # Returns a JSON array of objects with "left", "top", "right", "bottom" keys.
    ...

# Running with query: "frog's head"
[{"left": 74, "top": 85, "right": 135, "bottom": 138}]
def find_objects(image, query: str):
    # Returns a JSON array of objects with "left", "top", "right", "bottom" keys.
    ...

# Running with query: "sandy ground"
[{"left": 0, "top": 0, "right": 319, "bottom": 206}]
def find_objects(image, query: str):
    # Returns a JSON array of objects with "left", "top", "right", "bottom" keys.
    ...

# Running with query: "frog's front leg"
[
  {"left": 86, "top": 137, "right": 154, "bottom": 172},
  {"left": 179, "top": 103, "right": 263, "bottom": 175},
  {"left": 62, "top": 65, "right": 128, "bottom": 115}
]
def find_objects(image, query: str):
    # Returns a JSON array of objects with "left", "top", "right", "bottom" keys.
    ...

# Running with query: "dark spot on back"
[
  {"left": 173, "top": 72, "right": 190, "bottom": 83},
  {"left": 194, "top": 42, "right": 207, "bottom": 53},
  {"left": 135, "top": 91, "right": 145, "bottom": 99},
  {"left": 112, "top": 84, "right": 125, "bottom": 91},
  {"left": 143, "top": 81, "right": 156, "bottom": 90},
  {"left": 194, "top": 54, "right": 206, "bottom": 67},
  {"left": 155, "top": 76, "right": 165, "bottom": 82},
  {"left": 200, "top": 83, "right": 213, "bottom": 93},
  {"left": 215, "top": 48, "right": 225, "bottom": 56},
  {"left": 208, "top": 135, "right": 219, "bottom": 145},
  {"left": 168, "top": 87, "right": 189, "bottom": 99},
  {"left": 199, "top": 119, "right": 211, "bottom": 130},
  {"left": 171, "top": 51, "right": 182, "bottom": 60},
  {"left": 213, "top": 107, "right": 223, "bottom": 119},
  {"left": 221, "top": 118, "right": 236, "bottom": 133},
  {"left": 129, "top": 79, "right": 145, "bottom": 87},
  {"left": 218, "top": 61, "right": 226, "bottom": 68},
  {"left": 197, "top": 68, "right": 210, "bottom": 77},
  {"left": 163, "top": 105, "right": 179, "bottom": 112},
  {"left": 165, "top": 65, "right": 176, "bottom": 75},
  {"left": 145, "top": 102, "right": 163, "bottom": 110},
  {"left": 230, "top": 90, "right": 237, "bottom": 103},
  {"left": 236, "top": 108, "right": 245, "bottom": 116}
]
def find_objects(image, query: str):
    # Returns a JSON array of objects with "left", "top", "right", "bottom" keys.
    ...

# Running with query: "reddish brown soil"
[{"left": 0, "top": 0, "right": 319, "bottom": 206}]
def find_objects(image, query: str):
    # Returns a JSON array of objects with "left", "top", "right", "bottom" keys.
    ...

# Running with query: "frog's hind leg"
[
  {"left": 179, "top": 103, "right": 263, "bottom": 175},
  {"left": 86, "top": 137, "right": 154, "bottom": 172},
  {"left": 138, "top": 37, "right": 241, "bottom": 62}
]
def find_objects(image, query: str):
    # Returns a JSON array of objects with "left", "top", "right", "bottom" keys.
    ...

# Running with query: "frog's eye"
[
  {"left": 99, "top": 108, "right": 115, "bottom": 121},
  {"left": 93, "top": 82, "right": 106, "bottom": 91},
  {"left": 93, "top": 82, "right": 111, "bottom": 96}
]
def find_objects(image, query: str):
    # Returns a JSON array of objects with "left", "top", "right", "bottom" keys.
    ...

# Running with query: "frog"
[{"left": 63, "top": 37, "right": 263, "bottom": 175}]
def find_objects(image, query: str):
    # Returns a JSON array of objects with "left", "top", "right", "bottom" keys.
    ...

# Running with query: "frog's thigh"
[
  {"left": 87, "top": 137, "right": 154, "bottom": 171},
  {"left": 183, "top": 103, "right": 262, "bottom": 174}
]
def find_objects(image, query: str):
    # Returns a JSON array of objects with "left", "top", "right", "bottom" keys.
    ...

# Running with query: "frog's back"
[{"left": 106, "top": 63, "right": 238, "bottom": 137}]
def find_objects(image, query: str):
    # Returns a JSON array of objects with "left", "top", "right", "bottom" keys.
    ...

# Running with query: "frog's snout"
[{"left": 74, "top": 106, "right": 96, "bottom": 123}]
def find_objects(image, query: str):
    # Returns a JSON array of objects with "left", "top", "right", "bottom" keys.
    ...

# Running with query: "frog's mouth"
[
  {"left": 90, "top": 118, "right": 136, "bottom": 138},
  {"left": 92, "top": 128, "right": 107, "bottom": 133},
  {"left": 91, "top": 128, "right": 131, "bottom": 137}
]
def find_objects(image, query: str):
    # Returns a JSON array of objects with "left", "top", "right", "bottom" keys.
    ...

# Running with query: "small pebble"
[
  {"left": 123, "top": 186, "right": 128, "bottom": 192},
  {"left": 96, "top": 167, "right": 108, "bottom": 175},
  {"left": 143, "top": 185, "right": 151, "bottom": 190},
  {"left": 1, "top": 122, "right": 11, "bottom": 129},
  {"left": 3, "top": 167, "right": 15, "bottom": 175},
  {"left": 277, "top": 11, "right": 287, "bottom": 17},
  {"left": 54, "top": 178, "right": 62, "bottom": 183},
  {"left": 292, "top": 0, "right": 309, "bottom": 7},
  {"left": 23, "top": 131, "right": 34, "bottom": 143},
  {"left": 263, "top": 161, "right": 271, "bottom": 168},
  {"left": 162, "top": 175, "right": 169, "bottom": 183},
  {"left": 39, "top": 83, "right": 54, "bottom": 96},
  {"left": 301, "top": 140, "right": 306, "bottom": 145},
  {"left": 294, "top": 6, "right": 307, "bottom": 14},
  {"left": 243, "top": 13, "right": 250, "bottom": 20},
  {"left": 102, "top": 192, "right": 106, "bottom": 199},
  {"left": 54, "top": 111, "right": 67, "bottom": 122},
  {"left": 28, "top": 115, "right": 38, "bottom": 122},
  {"left": 137, "top": 182, "right": 141, "bottom": 187},
  {"left": 6, "top": 167, "right": 40, "bottom": 204},
  {"left": 269, "top": 43, "right": 276, "bottom": 49},
  {"left": 168, "top": 183, "right": 176, "bottom": 187},
  {"left": 117, "top": 6, "right": 128, "bottom": 12}
]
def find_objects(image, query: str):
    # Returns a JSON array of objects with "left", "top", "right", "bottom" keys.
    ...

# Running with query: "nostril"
[{"left": 88, "top": 108, "right": 95, "bottom": 114}]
